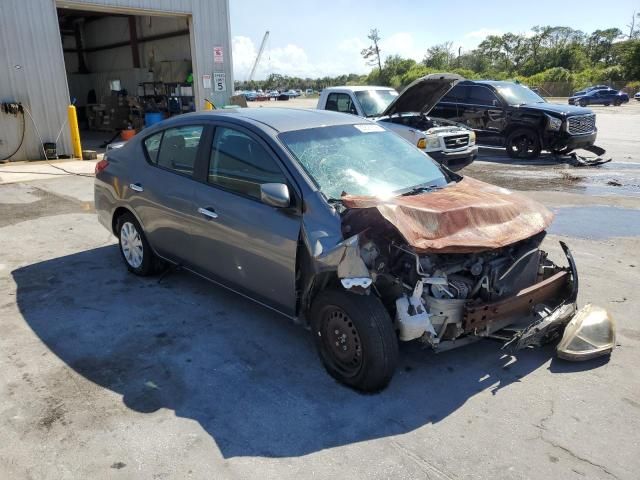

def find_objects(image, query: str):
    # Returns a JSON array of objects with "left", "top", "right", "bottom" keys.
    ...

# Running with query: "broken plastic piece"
[{"left": 396, "top": 281, "right": 437, "bottom": 341}]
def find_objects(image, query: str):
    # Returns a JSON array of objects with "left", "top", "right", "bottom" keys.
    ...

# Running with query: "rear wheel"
[
  {"left": 614, "top": 99, "right": 622, "bottom": 106},
  {"left": 506, "top": 128, "right": 542, "bottom": 159},
  {"left": 116, "top": 212, "right": 157, "bottom": 276},
  {"left": 310, "top": 289, "right": 398, "bottom": 392}
]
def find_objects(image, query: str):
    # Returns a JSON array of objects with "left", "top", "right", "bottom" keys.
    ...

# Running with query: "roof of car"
[
  {"left": 324, "top": 85, "right": 396, "bottom": 92},
  {"left": 172, "top": 108, "right": 367, "bottom": 133}
]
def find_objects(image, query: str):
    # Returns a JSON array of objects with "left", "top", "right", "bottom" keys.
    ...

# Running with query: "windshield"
[
  {"left": 354, "top": 89, "right": 399, "bottom": 117},
  {"left": 496, "top": 84, "right": 546, "bottom": 105},
  {"left": 279, "top": 124, "right": 447, "bottom": 200}
]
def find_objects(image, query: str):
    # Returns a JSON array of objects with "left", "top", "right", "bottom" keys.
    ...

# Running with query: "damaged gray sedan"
[{"left": 95, "top": 108, "right": 615, "bottom": 392}]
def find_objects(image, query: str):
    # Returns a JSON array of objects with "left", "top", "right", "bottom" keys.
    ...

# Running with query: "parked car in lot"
[
  {"left": 317, "top": 74, "right": 478, "bottom": 171},
  {"left": 431, "top": 80, "right": 598, "bottom": 158},
  {"left": 568, "top": 89, "right": 629, "bottom": 107},
  {"left": 571, "top": 85, "right": 610, "bottom": 97},
  {"left": 635, "top": 92, "right": 640, "bottom": 101},
  {"left": 94, "top": 108, "right": 615, "bottom": 391}
]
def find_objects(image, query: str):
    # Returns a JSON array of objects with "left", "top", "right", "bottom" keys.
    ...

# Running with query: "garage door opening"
[{"left": 57, "top": 8, "right": 195, "bottom": 153}]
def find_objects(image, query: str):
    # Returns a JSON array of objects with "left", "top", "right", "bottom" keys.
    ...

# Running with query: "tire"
[
  {"left": 604, "top": 102, "right": 610, "bottom": 107},
  {"left": 116, "top": 212, "right": 157, "bottom": 276},
  {"left": 310, "top": 289, "right": 398, "bottom": 392},
  {"left": 614, "top": 100, "right": 621, "bottom": 106},
  {"left": 579, "top": 100, "right": 588, "bottom": 107},
  {"left": 506, "top": 128, "right": 542, "bottom": 160}
]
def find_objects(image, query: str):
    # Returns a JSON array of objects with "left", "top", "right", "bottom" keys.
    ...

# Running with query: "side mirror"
[{"left": 260, "top": 183, "right": 290, "bottom": 208}]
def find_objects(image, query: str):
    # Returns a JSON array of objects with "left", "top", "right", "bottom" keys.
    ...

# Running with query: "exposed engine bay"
[
  {"left": 319, "top": 177, "right": 616, "bottom": 358},
  {"left": 378, "top": 113, "right": 468, "bottom": 134}
]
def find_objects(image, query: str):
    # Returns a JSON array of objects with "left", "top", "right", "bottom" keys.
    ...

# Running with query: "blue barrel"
[{"left": 144, "top": 112, "right": 164, "bottom": 127}]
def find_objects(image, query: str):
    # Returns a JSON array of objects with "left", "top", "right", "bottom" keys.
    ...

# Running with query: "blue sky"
[{"left": 229, "top": 0, "right": 640, "bottom": 80}]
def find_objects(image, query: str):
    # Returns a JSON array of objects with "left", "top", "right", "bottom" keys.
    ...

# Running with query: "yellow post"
[
  {"left": 67, "top": 105, "right": 82, "bottom": 159},
  {"left": 204, "top": 99, "right": 215, "bottom": 110}
]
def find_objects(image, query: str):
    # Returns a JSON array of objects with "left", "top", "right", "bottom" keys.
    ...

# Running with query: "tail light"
[{"left": 95, "top": 158, "right": 109, "bottom": 174}]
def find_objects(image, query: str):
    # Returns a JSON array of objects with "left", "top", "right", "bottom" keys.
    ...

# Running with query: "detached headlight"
[
  {"left": 546, "top": 114, "right": 562, "bottom": 131},
  {"left": 557, "top": 304, "right": 616, "bottom": 361},
  {"left": 469, "top": 131, "right": 476, "bottom": 145}
]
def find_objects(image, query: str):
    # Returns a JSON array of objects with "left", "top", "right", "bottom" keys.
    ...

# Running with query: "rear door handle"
[
  {"left": 197, "top": 207, "right": 218, "bottom": 219},
  {"left": 129, "top": 183, "right": 144, "bottom": 192}
]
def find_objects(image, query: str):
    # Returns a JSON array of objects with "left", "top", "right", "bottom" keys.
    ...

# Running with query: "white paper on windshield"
[{"left": 354, "top": 124, "right": 385, "bottom": 133}]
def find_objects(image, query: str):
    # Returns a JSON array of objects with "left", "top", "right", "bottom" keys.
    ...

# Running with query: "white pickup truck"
[{"left": 317, "top": 74, "right": 478, "bottom": 171}]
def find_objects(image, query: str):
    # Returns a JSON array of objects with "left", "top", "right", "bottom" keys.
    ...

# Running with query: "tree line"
[{"left": 235, "top": 16, "right": 640, "bottom": 94}]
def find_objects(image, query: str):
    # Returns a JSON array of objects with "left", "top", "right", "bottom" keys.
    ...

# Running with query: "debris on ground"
[{"left": 607, "top": 179, "right": 623, "bottom": 186}]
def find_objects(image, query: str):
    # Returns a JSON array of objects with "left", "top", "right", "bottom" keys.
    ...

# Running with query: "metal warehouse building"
[{"left": 1, "top": 0, "right": 233, "bottom": 161}]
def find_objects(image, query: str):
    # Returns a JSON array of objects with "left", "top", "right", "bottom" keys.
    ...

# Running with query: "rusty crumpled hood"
[{"left": 341, "top": 176, "right": 554, "bottom": 253}]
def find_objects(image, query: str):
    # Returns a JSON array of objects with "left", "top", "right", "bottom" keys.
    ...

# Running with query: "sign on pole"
[
  {"left": 213, "top": 46, "right": 224, "bottom": 64},
  {"left": 213, "top": 72, "right": 226, "bottom": 92}
]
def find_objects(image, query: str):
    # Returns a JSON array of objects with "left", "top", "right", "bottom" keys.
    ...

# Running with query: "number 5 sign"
[{"left": 213, "top": 72, "right": 226, "bottom": 92}]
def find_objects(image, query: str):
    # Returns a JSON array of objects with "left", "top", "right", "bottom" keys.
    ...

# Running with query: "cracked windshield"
[{"left": 280, "top": 124, "right": 446, "bottom": 199}]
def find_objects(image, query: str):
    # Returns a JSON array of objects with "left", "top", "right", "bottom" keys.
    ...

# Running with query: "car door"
[
  {"left": 431, "top": 84, "right": 468, "bottom": 121},
  {"left": 189, "top": 123, "right": 302, "bottom": 315},
  {"left": 464, "top": 85, "right": 506, "bottom": 145},
  {"left": 132, "top": 124, "right": 206, "bottom": 265}
]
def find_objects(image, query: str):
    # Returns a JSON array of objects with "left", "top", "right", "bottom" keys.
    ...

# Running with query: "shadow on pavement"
[{"left": 13, "top": 246, "right": 571, "bottom": 458}]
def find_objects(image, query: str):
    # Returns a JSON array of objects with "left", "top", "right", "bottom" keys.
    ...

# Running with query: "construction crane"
[{"left": 248, "top": 30, "right": 269, "bottom": 82}]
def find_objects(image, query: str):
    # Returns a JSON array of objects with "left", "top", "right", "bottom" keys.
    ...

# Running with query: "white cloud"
[
  {"left": 232, "top": 35, "right": 370, "bottom": 80},
  {"left": 454, "top": 28, "right": 503, "bottom": 53},
  {"left": 380, "top": 32, "right": 423, "bottom": 62}
]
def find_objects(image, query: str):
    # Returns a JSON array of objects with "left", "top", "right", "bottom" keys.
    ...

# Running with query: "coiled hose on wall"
[{"left": 0, "top": 103, "right": 26, "bottom": 162}]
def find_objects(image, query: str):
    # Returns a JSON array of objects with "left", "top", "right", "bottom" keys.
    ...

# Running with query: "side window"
[
  {"left": 208, "top": 127, "right": 286, "bottom": 199},
  {"left": 441, "top": 85, "right": 468, "bottom": 103},
  {"left": 155, "top": 125, "right": 203, "bottom": 177},
  {"left": 143, "top": 132, "right": 163, "bottom": 164},
  {"left": 468, "top": 86, "right": 500, "bottom": 106},
  {"left": 325, "top": 92, "right": 356, "bottom": 114}
]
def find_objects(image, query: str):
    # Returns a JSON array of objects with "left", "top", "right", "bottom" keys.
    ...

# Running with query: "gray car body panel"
[{"left": 95, "top": 109, "right": 359, "bottom": 318}]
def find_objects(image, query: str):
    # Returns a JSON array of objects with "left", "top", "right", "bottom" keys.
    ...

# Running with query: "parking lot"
[{"left": 1, "top": 101, "right": 639, "bottom": 479}]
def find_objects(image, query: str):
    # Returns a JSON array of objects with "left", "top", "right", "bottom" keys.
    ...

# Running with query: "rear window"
[{"left": 143, "top": 132, "right": 163, "bottom": 164}]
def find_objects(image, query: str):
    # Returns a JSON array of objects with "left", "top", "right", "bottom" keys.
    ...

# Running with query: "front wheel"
[
  {"left": 506, "top": 128, "right": 542, "bottom": 159},
  {"left": 579, "top": 100, "right": 588, "bottom": 107},
  {"left": 310, "top": 289, "right": 398, "bottom": 392}
]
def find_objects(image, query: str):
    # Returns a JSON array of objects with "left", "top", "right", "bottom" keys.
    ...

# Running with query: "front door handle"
[
  {"left": 197, "top": 207, "right": 218, "bottom": 219},
  {"left": 129, "top": 183, "right": 144, "bottom": 192}
]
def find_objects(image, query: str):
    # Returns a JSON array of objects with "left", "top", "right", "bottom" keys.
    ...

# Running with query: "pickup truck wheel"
[
  {"left": 506, "top": 129, "right": 542, "bottom": 159},
  {"left": 310, "top": 289, "right": 398, "bottom": 392},
  {"left": 116, "top": 213, "right": 157, "bottom": 276}
]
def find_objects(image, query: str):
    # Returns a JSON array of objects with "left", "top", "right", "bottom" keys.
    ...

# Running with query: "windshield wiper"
[{"left": 400, "top": 185, "right": 442, "bottom": 196}]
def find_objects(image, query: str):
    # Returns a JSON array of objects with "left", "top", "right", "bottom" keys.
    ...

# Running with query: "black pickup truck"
[{"left": 431, "top": 80, "right": 597, "bottom": 159}]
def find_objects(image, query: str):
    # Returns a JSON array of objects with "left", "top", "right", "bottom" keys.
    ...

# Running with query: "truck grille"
[
  {"left": 567, "top": 114, "right": 596, "bottom": 135},
  {"left": 443, "top": 134, "right": 469, "bottom": 150}
]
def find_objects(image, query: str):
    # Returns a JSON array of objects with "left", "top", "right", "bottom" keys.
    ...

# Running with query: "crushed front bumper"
[{"left": 464, "top": 242, "right": 578, "bottom": 350}]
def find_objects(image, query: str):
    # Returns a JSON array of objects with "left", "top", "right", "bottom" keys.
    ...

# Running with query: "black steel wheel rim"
[
  {"left": 320, "top": 306, "right": 363, "bottom": 378},
  {"left": 509, "top": 133, "right": 535, "bottom": 158}
]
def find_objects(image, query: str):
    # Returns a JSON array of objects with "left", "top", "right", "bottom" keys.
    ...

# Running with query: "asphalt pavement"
[{"left": 1, "top": 100, "right": 639, "bottom": 479}]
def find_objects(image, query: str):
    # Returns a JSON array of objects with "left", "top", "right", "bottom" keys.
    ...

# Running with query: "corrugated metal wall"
[{"left": 0, "top": 0, "right": 232, "bottom": 161}]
